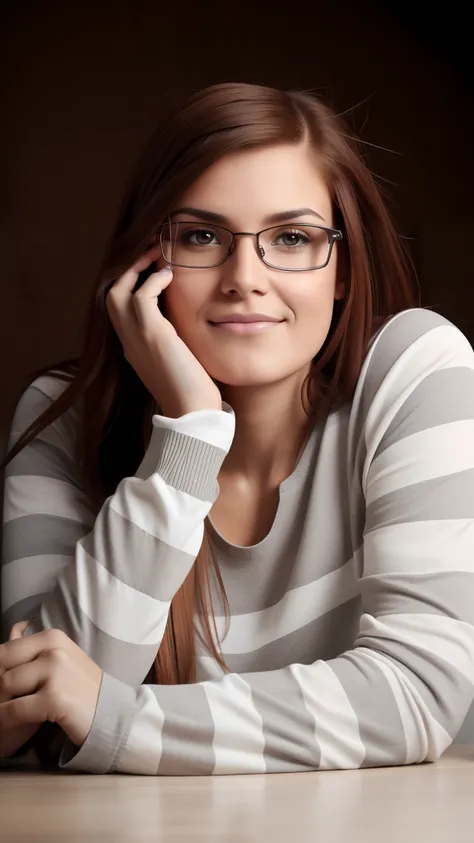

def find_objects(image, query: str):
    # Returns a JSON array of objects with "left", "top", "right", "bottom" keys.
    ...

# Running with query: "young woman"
[{"left": 1, "top": 82, "right": 474, "bottom": 775}]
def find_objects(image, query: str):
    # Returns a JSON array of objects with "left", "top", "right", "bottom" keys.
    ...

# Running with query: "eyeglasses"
[{"left": 158, "top": 220, "right": 343, "bottom": 272}]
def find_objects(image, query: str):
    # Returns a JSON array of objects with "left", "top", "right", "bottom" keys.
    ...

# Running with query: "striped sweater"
[{"left": 2, "top": 308, "right": 474, "bottom": 775}]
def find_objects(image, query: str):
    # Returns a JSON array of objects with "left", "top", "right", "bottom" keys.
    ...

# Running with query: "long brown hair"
[{"left": 2, "top": 82, "right": 418, "bottom": 685}]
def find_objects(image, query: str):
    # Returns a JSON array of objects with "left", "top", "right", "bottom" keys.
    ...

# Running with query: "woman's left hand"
[{"left": 0, "top": 627, "right": 103, "bottom": 748}]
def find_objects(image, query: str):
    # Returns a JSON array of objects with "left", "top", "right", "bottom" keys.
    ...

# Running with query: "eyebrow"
[{"left": 169, "top": 206, "right": 327, "bottom": 225}]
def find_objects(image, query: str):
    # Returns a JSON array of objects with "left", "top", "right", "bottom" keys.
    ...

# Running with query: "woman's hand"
[
  {"left": 0, "top": 621, "right": 41, "bottom": 759},
  {"left": 0, "top": 628, "right": 103, "bottom": 749},
  {"left": 106, "top": 249, "right": 222, "bottom": 418}
]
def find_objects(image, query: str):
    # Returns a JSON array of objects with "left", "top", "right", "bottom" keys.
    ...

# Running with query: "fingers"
[
  {"left": 106, "top": 243, "right": 163, "bottom": 304},
  {"left": 0, "top": 628, "right": 69, "bottom": 672},
  {"left": 0, "top": 657, "right": 45, "bottom": 699},
  {"left": 0, "top": 694, "right": 47, "bottom": 730},
  {"left": 132, "top": 266, "right": 173, "bottom": 330},
  {"left": 106, "top": 249, "right": 173, "bottom": 339},
  {"left": 9, "top": 621, "right": 30, "bottom": 641},
  {"left": 109, "top": 249, "right": 158, "bottom": 297}
]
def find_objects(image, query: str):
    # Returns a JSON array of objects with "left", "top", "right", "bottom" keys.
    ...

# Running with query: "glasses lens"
[
  {"left": 260, "top": 224, "right": 331, "bottom": 269},
  {"left": 160, "top": 222, "right": 232, "bottom": 267}
]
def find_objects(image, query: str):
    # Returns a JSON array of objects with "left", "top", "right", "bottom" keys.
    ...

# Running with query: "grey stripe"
[
  {"left": 156, "top": 683, "right": 216, "bottom": 775},
  {"left": 2, "top": 514, "right": 91, "bottom": 566},
  {"left": 376, "top": 367, "right": 474, "bottom": 458},
  {"left": 328, "top": 653, "right": 406, "bottom": 766},
  {"left": 360, "top": 572, "right": 474, "bottom": 626},
  {"left": 211, "top": 542, "right": 356, "bottom": 616},
  {"left": 347, "top": 310, "right": 448, "bottom": 506},
  {"left": 356, "top": 636, "right": 474, "bottom": 741},
  {"left": 81, "top": 508, "right": 196, "bottom": 602},
  {"left": 210, "top": 437, "right": 354, "bottom": 614},
  {"left": 24, "top": 589, "right": 157, "bottom": 686},
  {"left": 224, "top": 596, "right": 361, "bottom": 673},
  {"left": 359, "top": 309, "right": 449, "bottom": 422},
  {"left": 1, "top": 592, "right": 51, "bottom": 642},
  {"left": 245, "top": 667, "right": 320, "bottom": 772},
  {"left": 365, "top": 469, "right": 474, "bottom": 532},
  {"left": 2, "top": 554, "right": 71, "bottom": 613},
  {"left": 149, "top": 426, "right": 228, "bottom": 502},
  {"left": 5, "top": 437, "right": 80, "bottom": 484}
]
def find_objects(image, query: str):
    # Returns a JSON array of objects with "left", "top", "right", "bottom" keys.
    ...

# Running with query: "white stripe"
[
  {"left": 217, "top": 559, "right": 358, "bottom": 655},
  {"left": 2, "top": 554, "right": 72, "bottom": 611},
  {"left": 3, "top": 475, "right": 94, "bottom": 527},
  {"left": 72, "top": 547, "right": 171, "bottom": 645},
  {"left": 364, "top": 519, "right": 474, "bottom": 576},
  {"left": 29, "top": 374, "right": 71, "bottom": 402},
  {"left": 116, "top": 686, "right": 164, "bottom": 774},
  {"left": 110, "top": 477, "right": 209, "bottom": 556},
  {"left": 152, "top": 405, "right": 235, "bottom": 451},
  {"left": 291, "top": 661, "right": 365, "bottom": 769},
  {"left": 359, "top": 612, "right": 474, "bottom": 684},
  {"left": 203, "top": 674, "right": 266, "bottom": 774},
  {"left": 367, "top": 420, "right": 474, "bottom": 504},
  {"left": 7, "top": 423, "right": 75, "bottom": 462},
  {"left": 359, "top": 649, "right": 451, "bottom": 762},
  {"left": 363, "top": 323, "right": 474, "bottom": 490}
]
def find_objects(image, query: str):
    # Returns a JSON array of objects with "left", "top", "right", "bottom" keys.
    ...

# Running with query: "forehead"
[{"left": 177, "top": 144, "right": 332, "bottom": 223}]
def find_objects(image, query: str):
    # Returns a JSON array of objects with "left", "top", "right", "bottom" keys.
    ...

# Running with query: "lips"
[
  {"left": 209, "top": 313, "right": 282, "bottom": 324},
  {"left": 209, "top": 319, "right": 283, "bottom": 335}
]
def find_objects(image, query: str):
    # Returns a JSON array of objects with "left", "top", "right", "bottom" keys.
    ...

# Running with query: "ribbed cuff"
[
  {"left": 59, "top": 673, "right": 137, "bottom": 774},
  {"left": 135, "top": 406, "right": 235, "bottom": 502}
]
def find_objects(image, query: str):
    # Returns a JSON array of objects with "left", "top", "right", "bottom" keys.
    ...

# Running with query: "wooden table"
[{"left": 1, "top": 746, "right": 473, "bottom": 842}]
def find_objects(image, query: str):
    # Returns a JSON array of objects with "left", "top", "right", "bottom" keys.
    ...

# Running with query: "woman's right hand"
[
  {"left": 106, "top": 249, "right": 223, "bottom": 418},
  {"left": 0, "top": 622, "right": 42, "bottom": 760}
]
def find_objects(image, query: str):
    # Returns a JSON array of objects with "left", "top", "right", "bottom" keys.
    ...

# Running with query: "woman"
[{"left": 1, "top": 82, "right": 474, "bottom": 774}]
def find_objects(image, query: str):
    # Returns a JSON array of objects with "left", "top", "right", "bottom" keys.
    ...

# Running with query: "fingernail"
[{"left": 160, "top": 266, "right": 173, "bottom": 275}]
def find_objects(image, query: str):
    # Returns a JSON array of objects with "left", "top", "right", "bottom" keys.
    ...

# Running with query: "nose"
[{"left": 219, "top": 233, "right": 270, "bottom": 298}]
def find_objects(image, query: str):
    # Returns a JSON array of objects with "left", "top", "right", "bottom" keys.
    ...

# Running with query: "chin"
[{"left": 208, "top": 364, "right": 304, "bottom": 390}]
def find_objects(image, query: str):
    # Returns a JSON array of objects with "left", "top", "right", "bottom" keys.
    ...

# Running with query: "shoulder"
[
  {"left": 8, "top": 369, "right": 79, "bottom": 448},
  {"left": 345, "top": 309, "right": 474, "bottom": 473},
  {"left": 355, "top": 308, "right": 474, "bottom": 412}
]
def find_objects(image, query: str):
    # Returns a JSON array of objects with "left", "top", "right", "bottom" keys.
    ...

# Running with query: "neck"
[{"left": 219, "top": 373, "right": 313, "bottom": 488}]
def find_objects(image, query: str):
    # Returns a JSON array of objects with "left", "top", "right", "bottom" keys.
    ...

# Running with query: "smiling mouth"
[{"left": 209, "top": 320, "right": 284, "bottom": 334}]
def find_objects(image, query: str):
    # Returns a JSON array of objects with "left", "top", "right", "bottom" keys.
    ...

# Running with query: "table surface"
[{"left": 1, "top": 746, "right": 473, "bottom": 843}]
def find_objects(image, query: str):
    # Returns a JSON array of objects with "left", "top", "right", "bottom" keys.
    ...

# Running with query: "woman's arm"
[
  {"left": 59, "top": 313, "right": 474, "bottom": 774},
  {"left": 2, "top": 375, "right": 235, "bottom": 693}
]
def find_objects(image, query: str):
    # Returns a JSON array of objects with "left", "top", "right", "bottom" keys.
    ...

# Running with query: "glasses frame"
[{"left": 158, "top": 220, "right": 344, "bottom": 272}]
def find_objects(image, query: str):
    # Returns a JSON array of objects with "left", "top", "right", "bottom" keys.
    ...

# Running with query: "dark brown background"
[{"left": 1, "top": 0, "right": 473, "bottom": 440}]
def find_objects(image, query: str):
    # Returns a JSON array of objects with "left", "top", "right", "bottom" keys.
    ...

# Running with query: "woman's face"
[{"left": 159, "top": 143, "right": 344, "bottom": 388}]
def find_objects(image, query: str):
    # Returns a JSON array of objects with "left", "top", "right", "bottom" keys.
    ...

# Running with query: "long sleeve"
[
  {"left": 61, "top": 311, "right": 474, "bottom": 775},
  {"left": 1, "top": 376, "right": 235, "bottom": 687}
]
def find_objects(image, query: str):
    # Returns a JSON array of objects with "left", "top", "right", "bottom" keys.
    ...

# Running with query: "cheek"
[
  {"left": 290, "top": 272, "right": 338, "bottom": 322},
  {"left": 161, "top": 278, "right": 202, "bottom": 333},
  {"left": 288, "top": 275, "right": 339, "bottom": 353}
]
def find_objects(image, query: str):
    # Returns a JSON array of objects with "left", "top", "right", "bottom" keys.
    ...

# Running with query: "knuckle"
[
  {"left": 46, "top": 647, "right": 67, "bottom": 668},
  {"left": 48, "top": 629, "right": 69, "bottom": 647},
  {"left": 44, "top": 628, "right": 67, "bottom": 649},
  {"left": 0, "top": 672, "right": 11, "bottom": 695}
]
